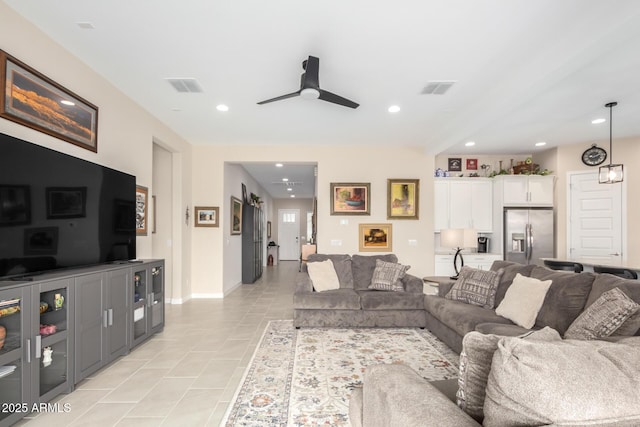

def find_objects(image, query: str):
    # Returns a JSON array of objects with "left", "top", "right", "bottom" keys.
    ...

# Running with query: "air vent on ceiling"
[
  {"left": 421, "top": 81, "right": 456, "bottom": 95},
  {"left": 271, "top": 181, "right": 303, "bottom": 186},
  {"left": 166, "top": 78, "right": 204, "bottom": 93}
]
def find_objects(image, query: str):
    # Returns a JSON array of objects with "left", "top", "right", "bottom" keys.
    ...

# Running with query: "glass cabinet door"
[
  {"left": 150, "top": 264, "right": 164, "bottom": 330},
  {"left": 34, "top": 278, "right": 73, "bottom": 401},
  {"left": 0, "top": 286, "right": 30, "bottom": 426},
  {"left": 132, "top": 268, "right": 148, "bottom": 345}
]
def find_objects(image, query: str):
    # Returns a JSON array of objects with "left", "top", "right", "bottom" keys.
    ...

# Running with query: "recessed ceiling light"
[
  {"left": 60, "top": 100, "right": 75, "bottom": 106},
  {"left": 592, "top": 118, "right": 606, "bottom": 124},
  {"left": 275, "top": 163, "right": 283, "bottom": 168},
  {"left": 76, "top": 22, "right": 95, "bottom": 30},
  {"left": 282, "top": 178, "right": 289, "bottom": 182},
  {"left": 216, "top": 104, "right": 229, "bottom": 112},
  {"left": 535, "top": 141, "right": 547, "bottom": 147},
  {"left": 388, "top": 105, "right": 400, "bottom": 113},
  {"left": 287, "top": 188, "right": 293, "bottom": 192},
  {"left": 465, "top": 141, "right": 475, "bottom": 147},
  {"left": 290, "top": 194, "right": 296, "bottom": 198}
]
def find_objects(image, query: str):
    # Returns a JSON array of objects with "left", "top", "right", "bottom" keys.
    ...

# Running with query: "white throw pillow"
[
  {"left": 307, "top": 259, "right": 341, "bottom": 292},
  {"left": 495, "top": 273, "right": 553, "bottom": 329}
]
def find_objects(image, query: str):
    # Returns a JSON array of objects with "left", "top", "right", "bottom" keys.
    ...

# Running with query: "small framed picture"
[
  {"left": 387, "top": 179, "right": 419, "bottom": 219},
  {"left": 136, "top": 185, "right": 148, "bottom": 236},
  {"left": 359, "top": 223, "right": 392, "bottom": 252},
  {"left": 194, "top": 206, "right": 219, "bottom": 227},
  {"left": 466, "top": 158, "right": 478, "bottom": 170},
  {"left": 448, "top": 158, "right": 462, "bottom": 172},
  {"left": 330, "top": 183, "right": 370, "bottom": 215},
  {"left": 231, "top": 196, "right": 243, "bottom": 235}
]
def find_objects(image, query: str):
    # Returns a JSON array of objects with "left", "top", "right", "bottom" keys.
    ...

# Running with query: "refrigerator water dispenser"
[{"left": 512, "top": 233, "right": 525, "bottom": 252}]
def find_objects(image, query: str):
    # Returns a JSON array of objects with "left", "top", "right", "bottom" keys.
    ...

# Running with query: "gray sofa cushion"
[
  {"left": 587, "top": 273, "right": 640, "bottom": 336},
  {"left": 529, "top": 266, "right": 596, "bottom": 334},
  {"left": 445, "top": 266, "right": 504, "bottom": 309},
  {"left": 293, "top": 288, "right": 361, "bottom": 310},
  {"left": 351, "top": 254, "right": 398, "bottom": 290},
  {"left": 424, "top": 296, "right": 514, "bottom": 338},
  {"left": 359, "top": 290, "right": 424, "bottom": 310},
  {"left": 489, "top": 260, "right": 536, "bottom": 306},
  {"left": 369, "top": 259, "right": 409, "bottom": 291},
  {"left": 307, "top": 254, "right": 354, "bottom": 288},
  {"left": 484, "top": 336, "right": 640, "bottom": 426}
]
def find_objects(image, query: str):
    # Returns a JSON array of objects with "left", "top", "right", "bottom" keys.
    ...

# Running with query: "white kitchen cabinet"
[
  {"left": 434, "top": 253, "right": 502, "bottom": 277},
  {"left": 434, "top": 178, "right": 493, "bottom": 232},
  {"left": 499, "top": 175, "right": 554, "bottom": 206}
]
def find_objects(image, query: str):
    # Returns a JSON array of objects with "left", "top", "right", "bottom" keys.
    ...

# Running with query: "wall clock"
[{"left": 581, "top": 144, "right": 607, "bottom": 166}]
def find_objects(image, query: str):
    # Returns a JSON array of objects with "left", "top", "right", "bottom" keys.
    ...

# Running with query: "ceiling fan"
[{"left": 257, "top": 56, "right": 359, "bottom": 109}]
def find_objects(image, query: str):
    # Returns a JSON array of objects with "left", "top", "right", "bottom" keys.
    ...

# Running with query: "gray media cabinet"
[{"left": 0, "top": 259, "right": 164, "bottom": 426}]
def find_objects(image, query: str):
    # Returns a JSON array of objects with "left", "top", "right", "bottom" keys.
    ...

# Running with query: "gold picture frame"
[
  {"left": 387, "top": 179, "right": 419, "bottom": 219},
  {"left": 330, "top": 182, "right": 370, "bottom": 215},
  {"left": 135, "top": 185, "right": 148, "bottom": 236},
  {"left": 194, "top": 206, "right": 219, "bottom": 227},
  {"left": 359, "top": 223, "right": 392, "bottom": 252},
  {"left": 230, "top": 196, "right": 242, "bottom": 235}
]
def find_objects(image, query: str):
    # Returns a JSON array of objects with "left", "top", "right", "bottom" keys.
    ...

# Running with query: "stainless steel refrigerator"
[{"left": 504, "top": 208, "right": 554, "bottom": 265}]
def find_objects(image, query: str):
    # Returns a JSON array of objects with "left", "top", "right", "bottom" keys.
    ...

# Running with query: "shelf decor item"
[
  {"left": 330, "top": 183, "right": 370, "bottom": 215},
  {"left": 0, "top": 49, "right": 98, "bottom": 152},
  {"left": 448, "top": 158, "right": 462, "bottom": 172},
  {"left": 194, "top": 206, "right": 219, "bottom": 227},
  {"left": 441, "top": 228, "right": 478, "bottom": 279},
  {"left": 359, "top": 223, "right": 392, "bottom": 252},
  {"left": 387, "top": 179, "right": 419, "bottom": 219},
  {"left": 135, "top": 185, "right": 148, "bottom": 235}
]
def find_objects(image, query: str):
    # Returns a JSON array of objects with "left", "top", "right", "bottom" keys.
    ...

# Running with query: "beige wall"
[
  {"left": 192, "top": 145, "right": 435, "bottom": 296},
  {"left": 0, "top": 3, "right": 194, "bottom": 300}
]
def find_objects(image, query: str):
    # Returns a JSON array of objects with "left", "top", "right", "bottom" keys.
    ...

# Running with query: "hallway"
[{"left": 19, "top": 262, "right": 298, "bottom": 427}]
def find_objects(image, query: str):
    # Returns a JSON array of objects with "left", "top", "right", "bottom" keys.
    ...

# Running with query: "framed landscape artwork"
[
  {"left": 194, "top": 206, "right": 219, "bottom": 228},
  {"left": 231, "top": 196, "right": 242, "bottom": 235},
  {"left": 136, "top": 185, "right": 148, "bottom": 236},
  {"left": 330, "top": 183, "right": 370, "bottom": 215},
  {"left": 359, "top": 223, "right": 392, "bottom": 252},
  {"left": 0, "top": 49, "right": 98, "bottom": 152},
  {"left": 387, "top": 179, "right": 419, "bottom": 219}
]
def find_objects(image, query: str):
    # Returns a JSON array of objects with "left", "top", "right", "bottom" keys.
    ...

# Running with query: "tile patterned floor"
[{"left": 18, "top": 261, "right": 298, "bottom": 427}]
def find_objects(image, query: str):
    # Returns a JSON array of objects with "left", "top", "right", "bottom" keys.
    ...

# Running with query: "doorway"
[
  {"left": 567, "top": 171, "right": 624, "bottom": 263},
  {"left": 152, "top": 143, "right": 174, "bottom": 299},
  {"left": 278, "top": 209, "right": 301, "bottom": 260}
]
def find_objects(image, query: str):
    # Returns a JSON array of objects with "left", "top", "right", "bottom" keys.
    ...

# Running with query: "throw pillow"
[
  {"left": 495, "top": 273, "right": 553, "bottom": 329},
  {"left": 483, "top": 337, "right": 640, "bottom": 426},
  {"left": 456, "top": 327, "right": 561, "bottom": 422},
  {"left": 368, "top": 259, "right": 410, "bottom": 292},
  {"left": 564, "top": 287, "right": 640, "bottom": 340},
  {"left": 307, "top": 259, "right": 340, "bottom": 292},
  {"left": 445, "top": 266, "right": 504, "bottom": 309}
]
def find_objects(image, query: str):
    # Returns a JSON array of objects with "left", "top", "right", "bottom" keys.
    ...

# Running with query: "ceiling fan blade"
[
  {"left": 301, "top": 56, "right": 320, "bottom": 89},
  {"left": 318, "top": 89, "right": 359, "bottom": 109},
  {"left": 257, "top": 91, "right": 300, "bottom": 105}
]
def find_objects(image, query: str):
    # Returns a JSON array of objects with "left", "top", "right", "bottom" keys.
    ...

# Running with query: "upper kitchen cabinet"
[
  {"left": 495, "top": 175, "right": 554, "bottom": 207},
  {"left": 434, "top": 178, "right": 493, "bottom": 232}
]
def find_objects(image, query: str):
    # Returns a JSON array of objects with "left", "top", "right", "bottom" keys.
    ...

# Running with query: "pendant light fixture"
[{"left": 599, "top": 102, "right": 624, "bottom": 184}]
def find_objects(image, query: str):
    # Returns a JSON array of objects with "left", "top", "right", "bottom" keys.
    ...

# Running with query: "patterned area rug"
[{"left": 222, "top": 320, "right": 459, "bottom": 426}]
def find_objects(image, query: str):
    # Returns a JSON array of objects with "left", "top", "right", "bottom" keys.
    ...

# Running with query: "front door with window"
[{"left": 278, "top": 209, "right": 300, "bottom": 260}]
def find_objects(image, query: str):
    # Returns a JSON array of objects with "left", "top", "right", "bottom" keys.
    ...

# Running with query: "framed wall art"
[
  {"left": 136, "top": 185, "right": 148, "bottom": 236},
  {"left": 195, "top": 206, "right": 219, "bottom": 227},
  {"left": 466, "top": 158, "right": 478, "bottom": 170},
  {"left": 387, "top": 179, "right": 419, "bottom": 219},
  {"left": 359, "top": 223, "right": 392, "bottom": 252},
  {"left": 231, "top": 196, "right": 243, "bottom": 235},
  {"left": 448, "top": 158, "right": 462, "bottom": 172},
  {"left": 0, "top": 49, "right": 99, "bottom": 152},
  {"left": 330, "top": 182, "right": 370, "bottom": 215}
]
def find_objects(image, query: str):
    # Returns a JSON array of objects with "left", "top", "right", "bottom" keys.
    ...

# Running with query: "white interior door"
[
  {"left": 568, "top": 171, "right": 623, "bottom": 263},
  {"left": 278, "top": 209, "right": 300, "bottom": 260}
]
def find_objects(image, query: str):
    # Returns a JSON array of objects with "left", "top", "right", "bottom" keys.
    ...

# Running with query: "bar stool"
[
  {"left": 543, "top": 260, "right": 584, "bottom": 273},
  {"left": 593, "top": 266, "right": 638, "bottom": 280}
]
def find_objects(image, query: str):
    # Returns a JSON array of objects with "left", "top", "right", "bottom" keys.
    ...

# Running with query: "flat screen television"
[{"left": 0, "top": 132, "right": 136, "bottom": 280}]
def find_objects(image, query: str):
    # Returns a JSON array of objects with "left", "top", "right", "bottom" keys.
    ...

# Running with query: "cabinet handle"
[
  {"left": 148, "top": 292, "right": 154, "bottom": 307},
  {"left": 26, "top": 339, "right": 31, "bottom": 363},
  {"left": 103, "top": 310, "right": 108, "bottom": 328},
  {"left": 35, "top": 335, "right": 41, "bottom": 359},
  {"left": 108, "top": 308, "right": 114, "bottom": 326}
]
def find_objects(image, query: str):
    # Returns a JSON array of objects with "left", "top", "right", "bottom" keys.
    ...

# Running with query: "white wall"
[
  {"left": 192, "top": 144, "right": 435, "bottom": 297},
  {"left": 0, "top": 3, "right": 193, "bottom": 300}
]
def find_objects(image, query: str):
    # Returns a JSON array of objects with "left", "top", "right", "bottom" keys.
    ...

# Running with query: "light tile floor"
[{"left": 18, "top": 261, "right": 298, "bottom": 427}]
